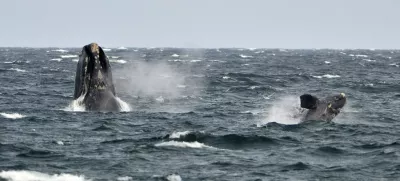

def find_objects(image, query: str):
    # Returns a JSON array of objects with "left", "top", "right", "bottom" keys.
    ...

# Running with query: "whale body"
[
  {"left": 300, "top": 93, "right": 346, "bottom": 122},
  {"left": 73, "top": 43, "right": 121, "bottom": 111}
]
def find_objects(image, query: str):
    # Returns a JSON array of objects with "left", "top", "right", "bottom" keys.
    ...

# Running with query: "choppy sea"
[{"left": 1, "top": 47, "right": 400, "bottom": 181}]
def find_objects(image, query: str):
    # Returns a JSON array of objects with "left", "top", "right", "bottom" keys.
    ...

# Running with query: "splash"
[
  {"left": 115, "top": 97, "right": 131, "bottom": 112},
  {"left": 64, "top": 95, "right": 86, "bottom": 112},
  {"left": 259, "top": 96, "right": 304, "bottom": 126}
]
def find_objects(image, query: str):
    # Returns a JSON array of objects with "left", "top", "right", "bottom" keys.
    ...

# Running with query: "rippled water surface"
[{"left": 1, "top": 48, "right": 400, "bottom": 181}]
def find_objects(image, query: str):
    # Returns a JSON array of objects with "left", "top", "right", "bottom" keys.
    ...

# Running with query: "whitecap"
[
  {"left": 117, "top": 176, "right": 132, "bottom": 181},
  {"left": 339, "top": 52, "right": 346, "bottom": 55},
  {"left": 168, "top": 59, "right": 184, "bottom": 62},
  {"left": 117, "top": 47, "right": 127, "bottom": 50},
  {"left": 155, "top": 141, "right": 214, "bottom": 149},
  {"left": 155, "top": 96, "right": 165, "bottom": 103},
  {"left": 103, "top": 48, "right": 112, "bottom": 52},
  {"left": 51, "top": 49, "right": 68, "bottom": 53},
  {"left": 9, "top": 68, "right": 26, "bottom": 72},
  {"left": 239, "top": 54, "right": 253, "bottom": 58},
  {"left": 389, "top": 63, "right": 399, "bottom": 67},
  {"left": 4, "top": 61, "right": 13, "bottom": 64},
  {"left": 171, "top": 54, "right": 180, "bottom": 57},
  {"left": 0, "top": 170, "right": 89, "bottom": 181},
  {"left": 50, "top": 58, "right": 62, "bottom": 62},
  {"left": 242, "top": 64, "right": 250, "bottom": 66},
  {"left": 356, "top": 54, "right": 368, "bottom": 58},
  {"left": 222, "top": 76, "right": 230, "bottom": 79},
  {"left": 109, "top": 59, "right": 127, "bottom": 64},
  {"left": 324, "top": 61, "right": 331, "bottom": 64},
  {"left": 312, "top": 74, "right": 341, "bottom": 79},
  {"left": 176, "top": 84, "right": 186, "bottom": 88},
  {"left": 1, "top": 113, "right": 26, "bottom": 119},
  {"left": 166, "top": 174, "right": 182, "bottom": 181},
  {"left": 72, "top": 59, "right": 79, "bottom": 62},
  {"left": 56, "top": 141, "right": 64, "bottom": 145},
  {"left": 169, "top": 131, "right": 191, "bottom": 139},
  {"left": 60, "top": 55, "right": 78, "bottom": 59},
  {"left": 110, "top": 56, "right": 120, "bottom": 59},
  {"left": 190, "top": 59, "right": 202, "bottom": 62},
  {"left": 249, "top": 86, "right": 259, "bottom": 90},
  {"left": 363, "top": 59, "right": 375, "bottom": 62}
]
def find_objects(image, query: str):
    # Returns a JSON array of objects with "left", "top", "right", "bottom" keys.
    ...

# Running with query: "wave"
[
  {"left": 363, "top": 59, "right": 376, "bottom": 62},
  {"left": 1, "top": 113, "right": 26, "bottom": 119},
  {"left": 60, "top": 55, "right": 78, "bottom": 59},
  {"left": 169, "top": 131, "right": 191, "bottom": 139},
  {"left": 0, "top": 170, "right": 89, "bottom": 181},
  {"left": 171, "top": 54, "right": 180, "bottom": 57},
  {"left": 155, "top": 141, "right": 214, "bottom": 149},
  {"left": 50, "top": 58, "right": 62, "bottom": 62},
  {"left": 117, "top": 47, "right": 127, "bottom": 50},
  {"left": 109, "top": 59, "right": 127, "bottom": 64},
  {"left": 9, "top": 68, "right": 26, "bottom": 72},
  {"left": 72, "top": 59, "right": 79, "bottom": 62},
  {"left": 312, "top": 74, "right": 341, "bottom": 79},
  {"left": 152, "top": 174, "right": 182, "bottom": 181},
  {"left": 103, "top": 48, "right": 112, "bottom": 52},
  {"left": 166, "top": 174, "right": 182, "bottom": 181},
  {"left": 239, "top": 54, "right": 253, "bottom": 58},
  {"left": 281, "top": 162, "right": 310, "bottom": 171},
  {"left": 165, "top": 131, "right": 278, "bottom": 149},
  {"left": 51, "top": 49, "right": 68, "bottom": 53},
  {"left": 117, "top": 176, "right": 132, "bottom": 181}
]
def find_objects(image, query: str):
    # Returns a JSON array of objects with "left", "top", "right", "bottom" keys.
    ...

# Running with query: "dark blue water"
[{"left": 1, "top": 47, "right": 400, "bottom": 181}]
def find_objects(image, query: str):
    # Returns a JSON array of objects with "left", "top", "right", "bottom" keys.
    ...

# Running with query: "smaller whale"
[{"left": 300, "top": 93, "right": 346, "bottom": 122}]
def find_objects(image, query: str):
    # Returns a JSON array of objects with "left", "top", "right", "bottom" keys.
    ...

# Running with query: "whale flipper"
[{"left": 300, "top": 94, "right": 318, "bottom": 109}]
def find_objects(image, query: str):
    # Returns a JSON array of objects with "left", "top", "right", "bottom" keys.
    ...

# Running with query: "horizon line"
[{"left": 0, "top": 46, "right": 398, "bottom": 50}]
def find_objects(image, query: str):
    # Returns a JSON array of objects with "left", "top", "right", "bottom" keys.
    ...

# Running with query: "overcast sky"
[{"left": 0, "top": 0, "right": 398, "bottom": 48}]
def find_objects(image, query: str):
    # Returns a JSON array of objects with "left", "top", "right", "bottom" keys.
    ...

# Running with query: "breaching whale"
[
  {"left": 73, "top": 43, "right": 121, "bottom": 111},
  {"left": 300, "top": 93, "right": 346, "bottom": 122}
]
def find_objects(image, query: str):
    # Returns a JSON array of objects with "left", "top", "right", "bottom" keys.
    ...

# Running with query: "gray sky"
[{"left": 0, "top": 0, "right": 398, "bottom": 48}]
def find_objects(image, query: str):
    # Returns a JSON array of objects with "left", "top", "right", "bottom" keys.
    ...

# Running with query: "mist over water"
[{"left": 116, "top": 61, "right": 188, "bottom": 99}]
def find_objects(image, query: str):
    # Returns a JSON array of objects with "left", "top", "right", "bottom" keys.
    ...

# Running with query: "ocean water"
[{"left": 1, "top": 47, "right": 400, "bottom": 181}]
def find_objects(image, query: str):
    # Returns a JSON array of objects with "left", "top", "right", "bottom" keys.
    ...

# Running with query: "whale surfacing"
[
  {"left": 300, "top": 93, "right": 346, "bottom": 122},
  {"left": 73, "top": 43, "right": 121, "bottom": 111}
]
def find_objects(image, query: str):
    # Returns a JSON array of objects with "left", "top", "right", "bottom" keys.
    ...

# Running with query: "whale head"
[{"left": 73, "top": 43, "right": 120, "bottom": 111}]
